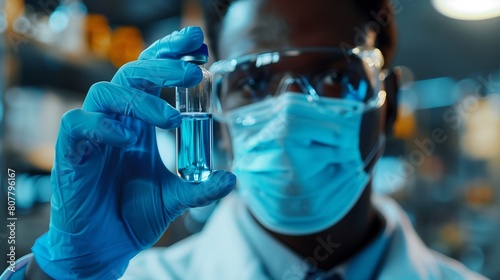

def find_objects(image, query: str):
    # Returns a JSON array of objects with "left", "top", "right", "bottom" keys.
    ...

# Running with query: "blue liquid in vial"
[{"left": 177, "top": 113, "right": 212, "bottom": 182}]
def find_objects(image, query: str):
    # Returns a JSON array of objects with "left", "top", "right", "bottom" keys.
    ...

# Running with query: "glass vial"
[{"left": 176, "top": 44, "right": 213, "bottom": 182}]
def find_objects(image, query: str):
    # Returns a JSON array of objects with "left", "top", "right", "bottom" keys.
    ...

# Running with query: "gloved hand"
[{"left": 31, "top": 26, "right": 236, "bottom": 280}]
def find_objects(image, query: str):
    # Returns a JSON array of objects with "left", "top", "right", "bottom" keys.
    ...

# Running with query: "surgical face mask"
[{"left": 225, "top": 92, "right": 385, "bottom": 235}]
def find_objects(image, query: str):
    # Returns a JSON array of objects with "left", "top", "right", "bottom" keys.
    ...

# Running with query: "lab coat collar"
[
  {"left": 191, "top": 193, "right": 480, "bottom": 280},
  {"left": 188, "top": 194, "right": 270, "bottom": 280},
  {"left": 123, "top": 193, "right": 486, "bottom": 279}
]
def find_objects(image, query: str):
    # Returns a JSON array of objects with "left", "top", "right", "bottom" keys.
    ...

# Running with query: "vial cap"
[{"left": 179, "top": 43, "right": 209, "bottom": 64}]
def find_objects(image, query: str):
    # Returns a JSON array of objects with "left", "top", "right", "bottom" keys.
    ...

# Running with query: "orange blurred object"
[
  {"left": 109, "top": 26, "right": 144, "bottom": 68},
  {"left": 417, "top": 155, "right": 445, "bottom": 183},
  {"left": 393, "top": 105, "right": 417, "bottom": 139},
  {"left": 26, "top": 145, "right": 55, "bottom": 172},
  {"left": 84, "top": 14, "right": 112, "bottom": 58},
  {"left": 465, "top": 182, "right": 494, "bottom": 206},
  {"left": 439, "top": 223, "right": 462, "bottom": 248},
  {"left": 5, "top": 0, "right": 25, "bottom": 31}
]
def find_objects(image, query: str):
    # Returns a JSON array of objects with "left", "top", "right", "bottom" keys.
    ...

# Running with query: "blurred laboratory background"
[{"left": 1, "top": 0, "right": 500, "bottom": 278}]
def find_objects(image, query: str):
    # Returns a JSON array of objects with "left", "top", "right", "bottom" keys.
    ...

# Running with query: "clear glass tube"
[{"left": 176, "top": 63, "right": 213, "bottom": 182}]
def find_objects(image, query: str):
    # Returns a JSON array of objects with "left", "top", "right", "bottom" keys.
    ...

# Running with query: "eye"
[
  {"left": 236, "top": 77, "right": 257, "bottom": 91},
  {"left": 233, "top": 76, "right": 268, "bottom": 100},
  {"left": 322, "top": 71, "right": 344, "bottom": 85},
  {"left": 317, "top": 70, "right": 365, "bottom": 101}
]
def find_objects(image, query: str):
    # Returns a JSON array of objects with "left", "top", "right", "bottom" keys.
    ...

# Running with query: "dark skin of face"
[{"left": 217, "top": 0, "right": 395, "bottom": 271}]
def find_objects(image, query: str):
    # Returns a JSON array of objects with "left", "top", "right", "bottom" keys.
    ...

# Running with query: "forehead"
[{"left": 218, "top": 0, "right": 366, "bottom": 60}]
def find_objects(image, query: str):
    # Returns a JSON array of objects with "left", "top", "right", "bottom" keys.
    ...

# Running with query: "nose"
[{"left": 285, "top": 82, "right": 302, "bottom": 93}]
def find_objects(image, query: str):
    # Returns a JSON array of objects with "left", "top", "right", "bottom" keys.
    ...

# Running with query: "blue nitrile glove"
[{"left": 31, "top": 26, "right": 236, "bottom": 280}]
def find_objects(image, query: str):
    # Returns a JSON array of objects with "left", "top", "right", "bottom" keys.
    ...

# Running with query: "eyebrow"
[{"left": 248, "top": 14, "right": 290, "bottom": 47}]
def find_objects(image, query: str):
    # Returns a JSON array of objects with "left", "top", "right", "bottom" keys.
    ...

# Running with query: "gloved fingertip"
[
  {"left": 121, "top": 129, "right": 138, "bottom": 145},
  {"left": 210, "top": 171, "right": 237, "bottom": 199},
  {"left": 126, "top": 132, "right": 138, "bottom": 144},
  {"left": 165, "top": 26, "right": 204, "bottom": 57},
  {"left": 181, "top": 26, "right": 204, "bottom": 45},
  {"left": 159, "top": 110, "right": 182, "bottom": 129},
  {"left": 182, "top": 64, "right": 203, "bottom": 88},
  {"left": 209, "top": 170, "right": 237, "bottom": 190},
  {"left": 181, "top": 26, "right": 203, "bottom": 38},
  {"left": 171, "top": 112, "right": 183, "bottom": 126},
  {"left": 220, "top": 172, "right": 237, "bottom": 187}
]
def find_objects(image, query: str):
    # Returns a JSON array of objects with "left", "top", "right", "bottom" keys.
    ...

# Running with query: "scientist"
[{"left": 2, "top": 0, "right": 487, "bottom": 279}]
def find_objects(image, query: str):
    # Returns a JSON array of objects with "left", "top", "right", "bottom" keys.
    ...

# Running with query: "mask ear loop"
[
  {"left": 381, "top": 69, "right": 399, "bottom": 136},
  {"left": 360, "top": 134, "right": 386, "bottom": 175}
]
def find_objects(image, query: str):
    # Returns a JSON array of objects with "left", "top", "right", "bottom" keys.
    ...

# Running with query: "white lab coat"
[{"left": 122, "top": 194, "right": 486, "bottom": 280}]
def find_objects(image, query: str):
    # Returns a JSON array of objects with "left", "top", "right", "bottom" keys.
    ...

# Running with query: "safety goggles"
[{"left": 210, "top": 47, "right": 387, "bottom": 119}]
